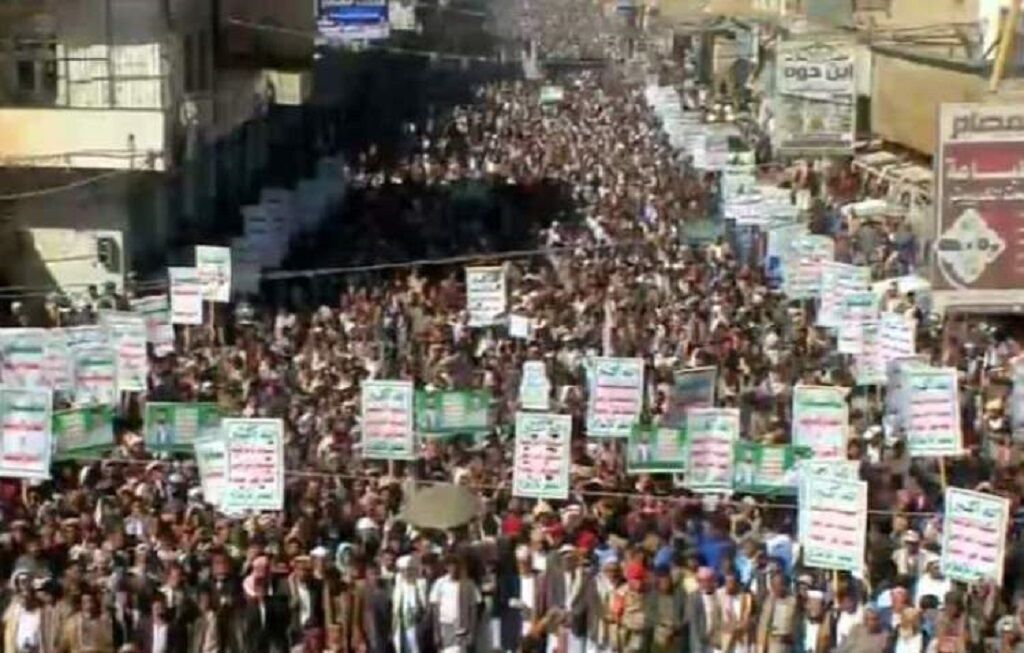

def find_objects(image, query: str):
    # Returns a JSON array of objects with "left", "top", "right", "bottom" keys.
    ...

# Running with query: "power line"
[
  {"left": 59, "top": 452, "right": 947, "bottom": 518},
  {"left": 0, "top": 169, "right": 132, "bottom": 201}
]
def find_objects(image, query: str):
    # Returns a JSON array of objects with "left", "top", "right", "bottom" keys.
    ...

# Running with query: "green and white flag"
[
  {"left": 627, "top": 425, "right": 687, "bottom": 474},
  {"left": 732, "top": 442, "right": 811, "bottom": 495},
  {"left": 144, "top": 402, "right": 222, "bottom": 451},
  {"left": 415, "top": 390, "right": 491, "bottom": 436},
  {"left": 53, "top": 405, "right": 114, "bottom": 459}
]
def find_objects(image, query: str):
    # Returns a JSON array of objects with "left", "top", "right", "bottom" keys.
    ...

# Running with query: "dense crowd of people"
[{"left": 0, "top": 3, "right": 1022, "bottom": 653}]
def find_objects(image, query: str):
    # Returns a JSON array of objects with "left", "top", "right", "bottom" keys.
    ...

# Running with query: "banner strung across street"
[{"left": 774, "top": 40, "right": 856, "bottom": 153}]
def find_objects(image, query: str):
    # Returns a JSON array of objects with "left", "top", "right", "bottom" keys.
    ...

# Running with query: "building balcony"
[{"left": 0, "top": 106, "right": 167, "bottom": 170}]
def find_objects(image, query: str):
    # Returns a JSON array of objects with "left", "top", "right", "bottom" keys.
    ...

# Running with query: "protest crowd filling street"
[{"left": 0, "top": 2, "right": 1023, "bottom": 653}]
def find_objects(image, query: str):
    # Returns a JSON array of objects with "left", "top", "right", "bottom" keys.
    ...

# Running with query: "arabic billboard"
[
  {"left": 773, "top": 40, "right": 857, "bottom": 153},
  {"left": 318, "top": 0, "right": 390, "bottom": 43},
  {"left": 934, "top": 103, "right": 1024, "bottom": 309}
]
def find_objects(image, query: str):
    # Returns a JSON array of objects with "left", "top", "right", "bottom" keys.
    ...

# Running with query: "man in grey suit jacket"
[{"left": 687, "top": 567, "right": 721, "bottom": 653}]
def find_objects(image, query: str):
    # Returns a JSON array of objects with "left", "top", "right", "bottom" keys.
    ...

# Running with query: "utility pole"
[{"left": 989, "top": 0, "right": 1020, "bottom": 92}]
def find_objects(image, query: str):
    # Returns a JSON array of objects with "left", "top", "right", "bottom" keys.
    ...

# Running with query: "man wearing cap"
[
  {"left": 392, "top": 556, "right": 427, "bottom": 653},
  {"left": 793, "top": 590, "right": 832, "bottom": 653},
  {"left": 835, "top": 606, "right": 886, "bottom": 653},
  {"left": 499, "top": 545, "right": 543, "bottom": 652},
  {"left": 892, "top": 532, "right": 924, "bottom": 579},
  {"left": 3, "top": 572, "right": 46, "bottom": 653},
  {"left": 609, "top": 561, "right": 649, "bottom": 653}
]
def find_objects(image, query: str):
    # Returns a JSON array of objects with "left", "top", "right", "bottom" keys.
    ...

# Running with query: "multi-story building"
[{"left": 0, "top": 0, "right": 313, "bottom": 295}]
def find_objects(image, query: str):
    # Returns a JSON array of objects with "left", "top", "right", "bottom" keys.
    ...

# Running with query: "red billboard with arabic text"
[{"left": 934, "top": 103, "right": 1024, "bottom": 310}]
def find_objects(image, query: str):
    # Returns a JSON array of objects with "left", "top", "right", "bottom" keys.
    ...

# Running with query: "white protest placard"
[
  {"left": 784, "top": 235, "right": 834, "bottom": 300},
  {"left": 879, "top": 311, "right": 916, "bottom": 361},
  {"left": 100, "top": 312, "right": 148, "bottom": 393},
  {"left": 837, "top": 291, "right": 879, "bottom": 354},
  {"left": 512, "top": 412, "right": 571, "bottom": 500},
  {"left": 800, "top": 477, "right": 867, "bottom": 573},
  {"left": 519, "top": 361, "right": 551, "bottom": 411},
  {"left": 797, "top": 459, "right": 860, "bottom": 481},
  {"left": 902, "top": 366, "right": 962, "bottom": 456},
  {"left": 664, "top": 366, "right": 717, "bottom": 428},
  {"left": 0, "top": 387, "right": 52, "bottom": 479},
  {"left": 685, "top": 407, "right": 738, "bottom": 492},
  {"left": 72, "top": 346, "right": 117, "bottom": 406},
  {"left": 465, "top": 266, "right": 506, "bottom": 327},
  {"left": 941, "top": 487, "right": 1009, "bottom": 586},
  {"left": 169, "top": 267, "right": 203, "bottom": 325},
  {"left": 194, "top": 438, "right": 226, "bottom": 507},
  {"left": 43, "top": 329, "right": 73, "bottom": 394},
  {"left": 818, "top": 262, "right": 871, "bottom": 328},
  {"left": 586, "top": 357, "right": 645, "bottom": 438},
  {"left": 792, "top": 385, "right": 849, "bottom": 460},
  {"left": 360, "top": 380, "right": 415, "bottom": 460},
  {"left": 222, "top": 418, "right": 284, "bottom": 513},
  {"left": 64, "top": 325, "right": 107, "bottom": 350},
  {"left": 195, "top": 245, "right": 232, "bottom": 303},
  {"left": 0, "top": 328, "right": 48, "bottom": 389},
  {"left": 885, "top": 356, "right": 930, "bottom": 427},
  {"left": 509, "top": 314, "right": 533, "bottom": 340},
  {"left": 130, "top": 294, "right": 175, "bottom": 357},
  {"left": 852, "top": 321, "right": 886, "bottom": 386}
]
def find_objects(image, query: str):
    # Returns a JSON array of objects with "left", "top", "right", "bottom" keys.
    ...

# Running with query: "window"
[
  {"left": 197, "top": 30, "right": 209, "bottom": 91},
  {"left": 16, "top": 60, "right": 34, "bottom": 92},
  {"left": 183, "top": 33, "right": 196, "bottom": 92}
]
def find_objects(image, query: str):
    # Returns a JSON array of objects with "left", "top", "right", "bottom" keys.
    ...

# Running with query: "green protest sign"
[
  {"left": 414, "top": 390, "right": 491, "bottom": 437},
  {"left": 732, "top": 441, "right": 812, "bottom": 495},
  {"left": 144, "top": 402, "right": 222, "bottom": 451},
  {"left": 627, "top": 425, "right": 687, "bottom": 474},
  {"left": 53, "top": 405, "right": 114, "bottom": 460}
]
